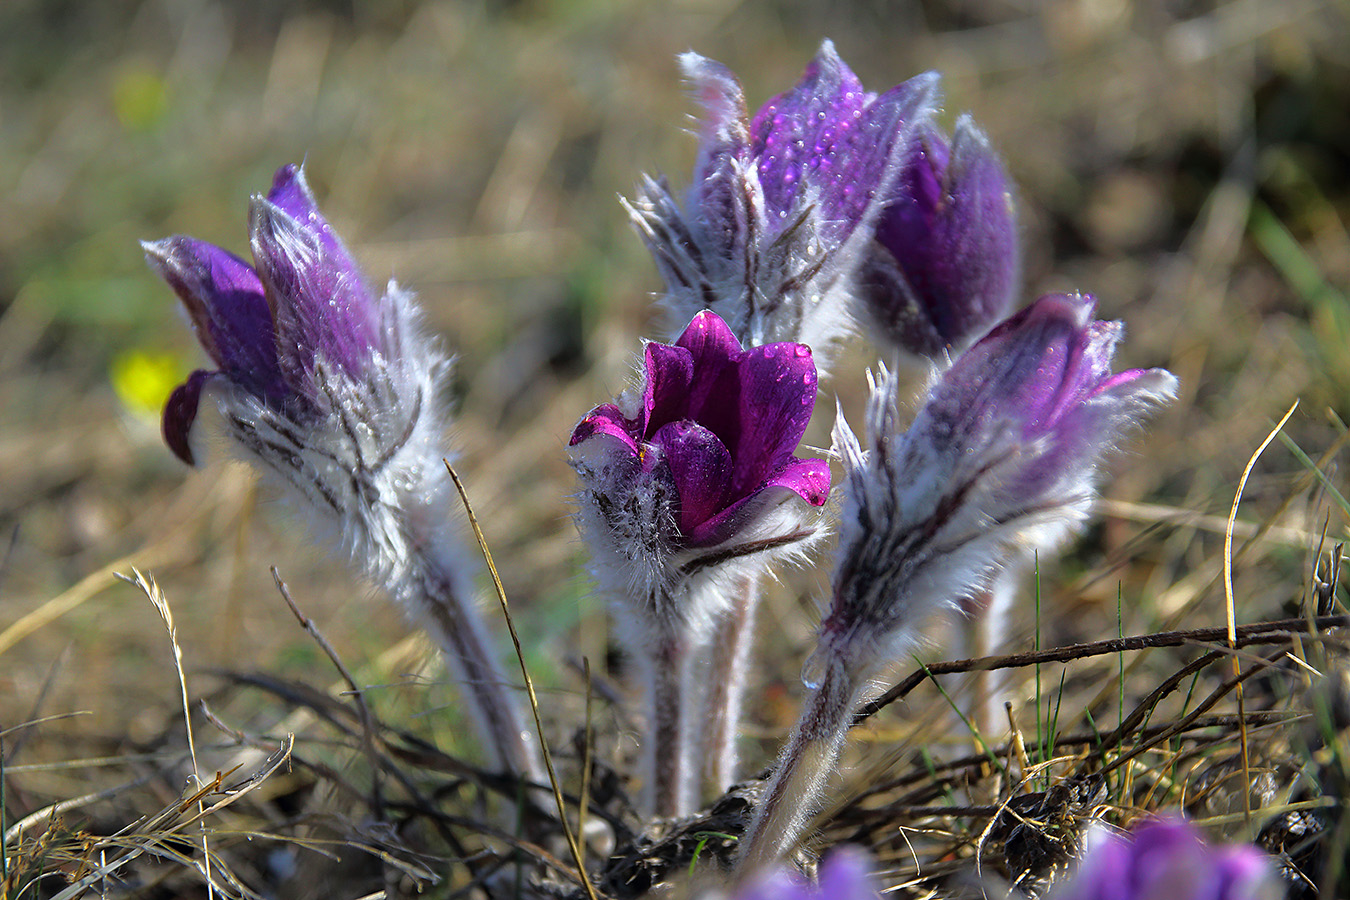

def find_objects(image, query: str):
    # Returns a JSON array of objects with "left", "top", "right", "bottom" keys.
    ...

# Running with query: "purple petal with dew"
[
  {"left": 569, "top": 404, "right": 642, "bottom": 454},
  {"left": 142, "top": 236, "right": 284, "bottom": 399},
  {"left": 769, "top": 456, "right": 832, "bottom": 506},
  {"left": 653, "top": 420, "right": 733, "bottom": 535},
  {"left": 162, "top": 369, "right": 213, "bottom": 466},
  {"left": 642, "top": 341, "right": 696, "bottom": 435},
  {"left": 721, "top": 342, "right": 819, "bottom": 497},
  {"left": 748, "top": 40, "right": 869, "bottom": 219},
  {"left": 814, "top": 71, "right": 940, "bottom": 238},
  {"left": 249, "top": 196, "right": 380, "bottom": 389}
]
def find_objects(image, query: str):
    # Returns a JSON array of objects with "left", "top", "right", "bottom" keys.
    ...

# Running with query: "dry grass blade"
[
  {"left": 1224, "top": 399, "right": 1298, "bottom": 831},
  {"left": 43, "top": 735, "right": 294, "bottom": 900},
  {"left": 444, "top": 460, "right": 603, "bottom": 900},
  {"left": 116, "top": 566, "right": 218, "bottom": 899}
]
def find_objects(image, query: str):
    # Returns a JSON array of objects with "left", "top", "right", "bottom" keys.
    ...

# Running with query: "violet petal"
[
  {"left": 642, "top": 340, "right": 696, "bottom": 435},
  {"left": 570, "top": 404, "right": 642, "bottom": 454},
  {"left": 141, "top": 236, "right": 284, "bottom": 400},
  {"left": 653, "top": 420, "right": 733, "bottom": 535},
  {"left": 162, "top": 369, "right": 213, "bottom": 466},
  {"left": 249, "top": 192, "right": 379, "bottom": 390},
  {"left": 722, "top": 342, "right": 818, "bottom": 497},
  {"left": 748, "top": 40, "right": 869, "bottom": 220},
  {"left": 681, "top": 53, "right": 750, "bottom": 254}
]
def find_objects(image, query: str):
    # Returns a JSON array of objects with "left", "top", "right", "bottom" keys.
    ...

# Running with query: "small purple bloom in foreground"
[
  {"left": 821, "top": 292, "right": 1177, "bottom": 674},
  {"left": 627, "top": 41, "right": 939, "bottom": 363},
  {"left": 727, "top": 846, "right": 880, "bottom": 900},
  {"left": 570, "top": 309, "right": 829, "bottom": 564},
  {"left": 859, "top": 116, "right": 1020, "bottom": 360},
  {"left": 1050, "top": 817, "right": 1281, "bottom": 900}
]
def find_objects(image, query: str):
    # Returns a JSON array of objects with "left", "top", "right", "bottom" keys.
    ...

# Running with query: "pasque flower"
[
  {"left": 858, "top": 116, "right": 1020, "bottom": 360},
  {"left": 1050, "top": 818, "right": 1280, "bottom": 900},
  {"left": 145, "top": 164, "right": 543, "bottom": 782},
  {"left": 626, "top": 42, "right": 938, "bottom": 365},
  {"left": 569, "top": 310, "right": 830, "bottom": 816},
  {"left": 737, "top": 293, "right": 1177, "bottom": 872}
]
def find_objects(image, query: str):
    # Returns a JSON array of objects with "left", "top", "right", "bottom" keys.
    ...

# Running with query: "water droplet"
[
  {"left": 794, "top": 345, "right": 810, "bottom": 358},
  {"left": 801, "top": 648, "right": 830, "bottom": 690}
]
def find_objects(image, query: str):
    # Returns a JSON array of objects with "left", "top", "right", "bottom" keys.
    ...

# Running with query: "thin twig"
[
  {"left": 855, "top": 615, "right": 1348, "bottom": 723},
  {"left": 271, "top": 567, "right": 385, "bottom": 820}
]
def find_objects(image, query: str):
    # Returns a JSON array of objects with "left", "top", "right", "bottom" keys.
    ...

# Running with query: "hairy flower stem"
[
  {"left": 734, "top": 653, "right": 859, "bottom": 876},
  {"left": 644, "top": 628, "right": 696, "bottom": 818},
  {"left": 415, "top": 569, "right": 545, "bottom": 783},
  {"left": 702, "top": 572, "right": 761, "bottom": 791}
]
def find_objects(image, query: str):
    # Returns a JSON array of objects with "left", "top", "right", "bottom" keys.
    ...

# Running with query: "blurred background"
[{"left": 1, "top": 0, "right": 1348, "bottom": 865}]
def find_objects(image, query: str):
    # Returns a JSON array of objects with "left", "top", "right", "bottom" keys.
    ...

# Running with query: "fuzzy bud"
[{"left": 626, "top": 42, "right": 939, "bottom": 368}]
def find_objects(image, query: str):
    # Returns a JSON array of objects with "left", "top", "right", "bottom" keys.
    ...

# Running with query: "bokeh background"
[{"left": 2, "top": 0, "right": 1348, "bottom": 887}]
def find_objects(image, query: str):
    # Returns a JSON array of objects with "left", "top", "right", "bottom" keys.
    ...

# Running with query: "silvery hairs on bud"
[
  {"left": 146, "top": 165, "right": 542, "bottom": 781},
  {"left": 625, "top": 42, "right": 940, "bottom": 374}
]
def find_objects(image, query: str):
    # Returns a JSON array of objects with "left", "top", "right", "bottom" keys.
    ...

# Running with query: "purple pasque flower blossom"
[
  {"left": 858, "top": 116, "right": 1020, "bottom": 360},
  {"left": 569, "top": 309, "right": 830, "bottom": 570},
  {"left": 1050, "top": 817, "right": 1280, "bottom": 900},
  {"left": 821, "top": 292, "right": 1176, "bottom": 674},
  {"left": 145, "top": 164, "right": 385, "bottom": 469},
  {"left": 568, "top": 309, "right": 830, "bottom": 816},
  {"left": 144, "top": 165, "right": 544, "bottom": 782},
  {"left": 736, "top": 293, "right": 1176, "bottom": 873},
  {"left": 625, "top": 41, "right": 939, "bottom": 366}
]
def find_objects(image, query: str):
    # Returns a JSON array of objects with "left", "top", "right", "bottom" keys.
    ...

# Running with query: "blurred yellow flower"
[{"left": 111, "top": 349, "right": 185, "bottom": 421}]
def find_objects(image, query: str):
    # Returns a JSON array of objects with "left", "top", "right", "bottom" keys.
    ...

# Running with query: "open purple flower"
[
  {"left": 570, "top": 310, "right": 829, "bottom": 552},
  {"left": 569, "top": 310, "right": 830, "bottom": 816},
  {"left": 859, "top": 116, "right": 1020, "bottom": 359},
  {"left": 627, "top": 42, "right": 938, "bottom": 363},
  {"left": 1050, "top": 818, "right": 1280, "bottom": 900}
]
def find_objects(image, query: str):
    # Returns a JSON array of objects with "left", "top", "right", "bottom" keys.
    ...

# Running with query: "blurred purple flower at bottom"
[
  {"left": 1051, "top": 818, "right": 1281, "bottom": 900},
  {"left": 727, "top": 847, "right": 880, "bottom": 900}
]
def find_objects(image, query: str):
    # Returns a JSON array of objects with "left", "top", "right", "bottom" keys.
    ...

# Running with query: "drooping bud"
[
  {"left": 736, "top": 294, "right": 1176, "bottom": 873},
  {"left": 858, "top": 116, "right": 1020, "bottom": 360},
  {"left": 144, "top": 164, "right": 543, "bottom": 782}
]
